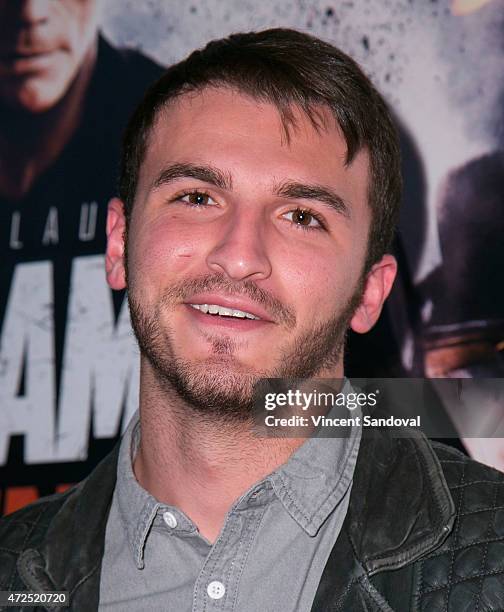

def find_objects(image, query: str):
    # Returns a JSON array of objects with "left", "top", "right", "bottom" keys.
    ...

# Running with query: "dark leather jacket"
[{"left": 1, "top": 427, "right": 503, "bottom": 611}]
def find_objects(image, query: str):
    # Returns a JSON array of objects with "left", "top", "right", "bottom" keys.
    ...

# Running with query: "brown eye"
[
  {"left": 283, "top": 208, "right": 322, "bottom": 228},
  {"left": 183, "top": 192, "right": 212, "bottom": 206},
  {"left": 292, "top": 209, "right": 313, "bottom": 225}
]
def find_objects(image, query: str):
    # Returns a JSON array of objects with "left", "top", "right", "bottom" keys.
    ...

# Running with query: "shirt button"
[
  {"left": 207, "top": 580, "right": 226, "bottom": 600},
  {"left": 162, "top": 511, "right": 177, "bottom": 528}
]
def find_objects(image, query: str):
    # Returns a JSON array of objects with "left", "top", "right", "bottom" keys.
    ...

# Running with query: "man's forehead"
[
  {"left": 149, "top": 86, "right": 345, "bottom": 149},
  {"left": 136, "top": 87, "right": 369, "bottom": 207}
]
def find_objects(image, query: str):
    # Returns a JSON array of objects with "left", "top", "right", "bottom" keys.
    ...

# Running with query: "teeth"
[{"left": 189, "top": 303, "right": 260, "bottom": 320}]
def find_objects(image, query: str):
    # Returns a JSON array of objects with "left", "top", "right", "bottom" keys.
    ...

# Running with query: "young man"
[{"left": 1, "top": 29, "right": 503, "bottom": 611}]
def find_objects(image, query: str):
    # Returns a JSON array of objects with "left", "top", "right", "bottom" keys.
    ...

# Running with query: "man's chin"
[
  {"left": 163, "top": 360, "right": 260, "bottom": 422},
  {"left": 1, "top": 77, "right": 67, "bottom": 113},
  {"left": 177, "top": 357, "right": 265, "bottom": 392}
]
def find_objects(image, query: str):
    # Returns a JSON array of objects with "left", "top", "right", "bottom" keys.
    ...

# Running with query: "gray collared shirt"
[{"left": 99, "top": 390, "right": 361, "bottom": 611}]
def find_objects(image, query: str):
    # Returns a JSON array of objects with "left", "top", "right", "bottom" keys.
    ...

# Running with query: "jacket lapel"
[
  {"left": 348, "top": 427, "right": 455, "bottom": 574},
  {"left": 311, "top": 427, "right": 455, "bottom": 610}
]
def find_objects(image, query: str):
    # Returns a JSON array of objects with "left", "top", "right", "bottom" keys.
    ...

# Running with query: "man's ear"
[
  {"left": 105, "top": 197, "right": 127, "bottom": 290},
  {"left": 350, "top": 254, "right": 397, "bottom": 334}
]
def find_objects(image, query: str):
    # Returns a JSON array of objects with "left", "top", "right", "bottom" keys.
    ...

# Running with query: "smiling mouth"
[{"left": 189, "top": 303, "right": 261, "bottom": 320}]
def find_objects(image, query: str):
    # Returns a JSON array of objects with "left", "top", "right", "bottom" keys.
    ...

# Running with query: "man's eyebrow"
[
  {"left": 274, "top": 181, "right": 351, "bottom": 219},
  {"left": 151, "top": 163, "right": 233, "bottom": 191}
]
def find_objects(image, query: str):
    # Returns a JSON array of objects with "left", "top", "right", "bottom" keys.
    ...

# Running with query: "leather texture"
[
  {"left": 1, "top": 430, "right": 503, "bottom": 612},
  {"left": 410, "top": 443, "right": 504, "bottom": 611}
]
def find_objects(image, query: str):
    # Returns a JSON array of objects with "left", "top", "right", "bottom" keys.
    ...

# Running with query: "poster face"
[{"left": 1, "top": 0, "right": 503, "bottom": 515}]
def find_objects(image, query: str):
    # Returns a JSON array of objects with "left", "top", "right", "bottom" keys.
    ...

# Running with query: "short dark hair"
[{"left": 118, "top": 28, "right": 401, "bottom": 270}]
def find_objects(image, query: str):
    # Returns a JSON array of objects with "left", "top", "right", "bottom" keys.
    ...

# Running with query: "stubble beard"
[{"left": 128, "top": 274, "right": 365, "bottom": 425}]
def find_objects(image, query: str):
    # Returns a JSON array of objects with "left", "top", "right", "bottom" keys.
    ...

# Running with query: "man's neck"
[
  {"left": 133, "top": 364, "right": 342, "bottom": 543},
  {"left": 0, "top": 40, "right": 97, "bottom": 201}
]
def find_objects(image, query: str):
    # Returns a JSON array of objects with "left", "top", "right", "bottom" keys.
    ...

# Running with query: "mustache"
[{"left": 161, "top": 273, "right": 297, "bottom": 329}]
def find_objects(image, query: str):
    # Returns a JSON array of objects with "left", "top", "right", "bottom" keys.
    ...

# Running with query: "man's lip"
[
  {"left": 0, "top": 49, "right": 57, "bottom": 75},
  {"left": 183, "top": 294, "right": 274, "bottom": 322},
  {"left": 1, "top": 49, "right": 57, "bottom": 59}
]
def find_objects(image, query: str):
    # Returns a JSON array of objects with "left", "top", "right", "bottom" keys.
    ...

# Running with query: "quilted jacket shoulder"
[
  {"left": 313, "top": 439, "right": 504, "bottom": 612},
  {"left": 412, "top": 442, "right": 504, "bottom": 611}
]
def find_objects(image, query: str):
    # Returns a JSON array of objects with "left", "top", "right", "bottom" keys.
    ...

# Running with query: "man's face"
[
  {"left": 0, "top": 0, "right": 99, "bottom": 112},
  {"left": 107, "top": 87, "right": 396, "bottom": 419}
]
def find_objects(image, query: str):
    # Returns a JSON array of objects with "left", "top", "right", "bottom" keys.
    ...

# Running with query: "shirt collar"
[
  {"left": 268, "top": 379, "right": 361, "bottom": 536},
  {"left": 116, "top": 413, "right": 160, "bottom": 569},
  {"left": 116, "top": 379, "right": 361, "bottom": 566}
]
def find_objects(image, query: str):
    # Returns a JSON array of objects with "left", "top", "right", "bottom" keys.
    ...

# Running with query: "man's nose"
[
  {"left": 16, "top": 0, "right": 51, "bottom": 26},
  {"left": 206, "top": 210, "right": 273, "bottom": 282}
]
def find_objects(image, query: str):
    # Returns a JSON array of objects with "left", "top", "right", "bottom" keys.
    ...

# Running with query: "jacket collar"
[
  {"left": 17, "top": 445, "right": 120, "bottom": 609},
  {"left": 18, "top": 426, "right": 455, "bottom": 605},
  {"left": 346, "top": 426, "right": 455, "bottom": 574}
]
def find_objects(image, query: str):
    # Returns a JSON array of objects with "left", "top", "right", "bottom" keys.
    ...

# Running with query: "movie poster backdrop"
[{"left": 1, "top": 0, "right": 503, "bottom": 515}]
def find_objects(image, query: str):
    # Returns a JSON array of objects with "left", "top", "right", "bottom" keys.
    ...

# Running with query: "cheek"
[
  {"left": 273, "top": 243, "right": 337, "bottom": 305},
  {"left": 10, "top": 65, "right": 71, "bottom": 112},
  {"left": 275, "top": 244, "right": 358, "bottom": 319},
  {"left": 60, "top": 1, "right": 97, "bottom": 55},
  {"left": 129, "top": 217, "right": 206, "bottom": 280}
]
